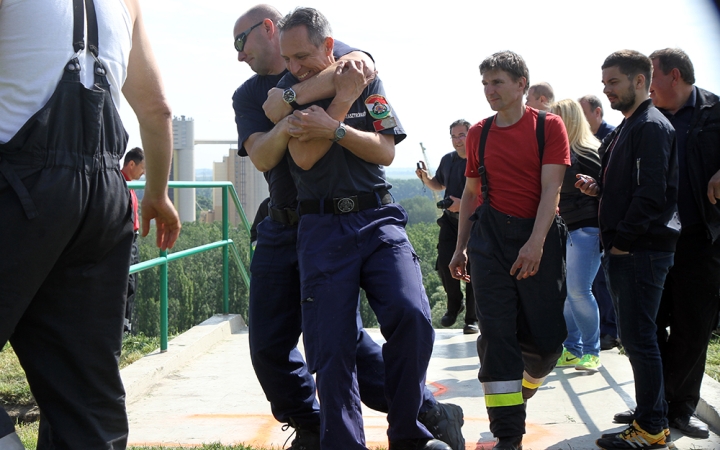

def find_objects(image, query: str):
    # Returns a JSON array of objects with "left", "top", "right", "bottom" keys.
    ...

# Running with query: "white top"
[{"left": 0, "top": 0, "right": 132, "bottom": 143}]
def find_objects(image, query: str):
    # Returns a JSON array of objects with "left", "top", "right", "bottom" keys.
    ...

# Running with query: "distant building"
[
  {"left": 172, "top": 116, "right": 196, "bottom": 223},
  {"left": 213, "top": 150, "right": 268, "bottom": 227}
]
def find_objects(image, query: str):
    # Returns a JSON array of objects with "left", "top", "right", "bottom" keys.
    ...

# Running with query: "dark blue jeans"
[{"left": 602, "top": 250, "right": 674, "bottom": 434}]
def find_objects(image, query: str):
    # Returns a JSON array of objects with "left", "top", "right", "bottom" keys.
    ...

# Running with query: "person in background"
[
  {"left": 120, "top": 147, "right": 145, "bottom": 334},
  {"left": 526, "top": 81, "right": 554, "bottom": 111},
  {"left": 551, "top": 99, "right": 602, "bottom": 373},
  {"left": 416, "top": 119, "right": 478, "bottom": 334}
]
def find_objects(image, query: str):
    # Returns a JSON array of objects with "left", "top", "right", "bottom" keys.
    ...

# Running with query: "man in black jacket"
[
  {"left": 577, "top": 50, "right": 679, "bottom": 450},
  {"left": 610, "top": 48, "right": 720, "bottom": 440}
]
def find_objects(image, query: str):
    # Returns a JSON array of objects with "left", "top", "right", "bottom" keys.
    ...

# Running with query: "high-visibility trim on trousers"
[
  {"left": 522, "top": 371, "right": 545, "bottom": 389},
  {"left": 482, "top": 380, "right": 524, "bottom": 408}
]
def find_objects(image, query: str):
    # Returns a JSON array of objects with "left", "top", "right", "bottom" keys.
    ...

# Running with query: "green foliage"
[
  {"left": 0, "top": 344, "right": 33, "bottom": 405},
  {"left": 708, "top": 331, "right": 720, "bottom": 382},
  {"left": 134, "top": 222, "right": 251, "bottom": 336},
  {"left": 387, "top": 178, "right": 435, "bottom": 202},
  {"left": 398, "top": 196, "right": 440, "bottom": 226},
  {"left": 196, "top": 188, "right": 214, "bottom": 215}
]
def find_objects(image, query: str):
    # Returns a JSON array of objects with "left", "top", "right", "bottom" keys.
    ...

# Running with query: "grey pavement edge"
[{"left": 121, "top": 318, "right": 720, "bottom": 449}]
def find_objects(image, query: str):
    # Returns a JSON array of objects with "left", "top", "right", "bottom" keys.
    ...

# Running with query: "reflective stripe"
[
  {"left": 485, "top": 392, "right": 524, "bottom": 408},
  {"left": 481, "top": 380, "right": 522, "bottom": 395},
  {"left": 523, "top": 370, "right": 545, "bottom": 385},
  {"left": 522, "top": 378, "right": 543, "bottom": 390}
]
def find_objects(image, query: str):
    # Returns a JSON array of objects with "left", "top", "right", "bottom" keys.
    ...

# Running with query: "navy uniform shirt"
[
  {"left": 434, "top": 151, "right": 467, "bottom": 201},
  {"left": 276, "top": 74, "right": 406, "bottom": 201},
  {"left": 232, "top": 41, "right": 359, "bottom": 210}
]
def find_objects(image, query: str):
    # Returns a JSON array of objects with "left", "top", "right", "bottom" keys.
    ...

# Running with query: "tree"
[{"left": 398, "top": 196, "right": 440, "bottom": 225}]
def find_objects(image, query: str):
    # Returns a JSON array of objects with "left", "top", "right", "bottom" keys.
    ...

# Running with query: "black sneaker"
[
  {"left": 419, "top": 402, "right": 465, "bottom": 450},
  {"left": 601, "top": 334, "right": 620, "bottom": 350},
  {"left": 463, "top": 322, "right": 479, "bottom": 334},
  {"left": 441, "top": 305, "right": 464, "bottom": 327},
  {"left": 596, "top": 422, "right": 669, "bottom": 449},
  {"left": 493, "top": 435, "right": 523, "bottom": 449}
]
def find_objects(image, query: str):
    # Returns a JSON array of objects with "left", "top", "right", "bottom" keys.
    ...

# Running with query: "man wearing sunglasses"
[{"left": 231, "top": 5, "right": 464, "bottom": 450}]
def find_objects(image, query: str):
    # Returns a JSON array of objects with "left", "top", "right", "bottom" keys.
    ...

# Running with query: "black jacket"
[
  {"left": 679, "top": 87, "right": 720, "bottom": 242},
  {"left": 559, "top": 148, "right": 600, "bottom": 227},
  {"left": 598, "top": 99, "right": 679, "bottom": 252}
]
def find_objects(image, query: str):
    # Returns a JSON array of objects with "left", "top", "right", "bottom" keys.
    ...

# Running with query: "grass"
[
  {"left": 707, "top": 331, "right": 720, "bottom": 382},
  {"left": 1, "top": 334, "right": 163, "bottom": 408}
]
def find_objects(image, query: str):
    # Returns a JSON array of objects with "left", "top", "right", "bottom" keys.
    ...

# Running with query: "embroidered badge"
[
  {"left": 373, "top": 116, "right": 397, "bottom": 132},
  {"left": 365, "top": 94, "right": 392, "bottom": 119}
]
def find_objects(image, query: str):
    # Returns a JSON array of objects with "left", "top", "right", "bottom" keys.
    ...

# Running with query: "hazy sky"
[{"left": 119, "top": 0, "right": 720, "bottom": 173}]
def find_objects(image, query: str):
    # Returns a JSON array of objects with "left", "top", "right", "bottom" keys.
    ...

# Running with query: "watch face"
[
  {"left": 282, "top": 88, "right": 296, "bottom": 104},
  {"left": 335, "top": 126, "right": 346, "bottom": 141}
]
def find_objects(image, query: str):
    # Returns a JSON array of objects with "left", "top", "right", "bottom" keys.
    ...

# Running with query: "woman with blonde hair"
[{"left": 551, "top": 99, "right": 603, "bottom": 372}]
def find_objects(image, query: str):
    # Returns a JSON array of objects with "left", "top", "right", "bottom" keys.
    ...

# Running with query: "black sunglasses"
[{"left": 234, "top": 21, "right": 264, "bottom": 53}]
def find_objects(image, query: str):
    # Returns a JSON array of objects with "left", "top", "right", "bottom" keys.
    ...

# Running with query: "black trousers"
[
  {"left": 436, "top": 214, "right": 476, "bottom": 323},
  {"left": 125, "top": 233, "right": 139, "bottom": 333},
  {"left": 656, "top": 226, "right": 720, "bottom": 419},
  {"left": 468, "top": 205, "right": 567, "bottom": 438}
]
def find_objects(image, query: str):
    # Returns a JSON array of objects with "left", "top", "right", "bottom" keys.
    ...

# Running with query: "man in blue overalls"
[
  {"left": 232, "top": 5, "right": 463, "bottom": 450},
  {"left": 273, "top": 8, "right": 447, "bottom": 450},
  {"left": 0, "top": 0, "right": 180, "bottom": 448}
]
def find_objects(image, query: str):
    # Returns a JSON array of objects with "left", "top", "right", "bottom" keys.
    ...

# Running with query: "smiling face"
[
  {"left": 602, "top": 65, "right": 637, "bottom": 114},
  {"left": 482, "top": 69, "right": 526, "bottom": 113},
  {"left": 450, "top": 124, "right": 469, "bottom": 157},
  {"left": 279, "top": 25, "right": 334, "bottom": 82}
]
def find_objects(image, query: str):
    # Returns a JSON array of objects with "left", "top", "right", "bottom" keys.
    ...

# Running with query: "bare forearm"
[
  {"left": 138, "top": 109, "right": 173, "bottom": 196},
  {"left": 456, "top": 180, "right": 478, "bottom": 252},
  {"left": 245, "top": 119, "right": 291, "bottom": 172},
  {"left": 423, "top": 176, "right": 444, "bottom": 191},
  {"left": 528, "top": 184, "right": 561, "bottom": 248}
]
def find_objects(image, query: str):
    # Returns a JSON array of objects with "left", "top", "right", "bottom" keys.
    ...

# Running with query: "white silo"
[{"left": 172, "top": 116, "right": 196, "bottom": 223}]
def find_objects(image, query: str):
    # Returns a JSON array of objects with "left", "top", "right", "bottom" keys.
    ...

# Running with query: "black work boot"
[
  {"left": 419, "top": 402, "right": 465, "bottom": 450},
  {"left": 389, "top": 438, "right": 452, "bottom": 450},
  {"left": 284, "top": 419, "right": 320, "bottom": 450},
  {"left": 493, "top": 435, "right": 523, "bottom": 450}
]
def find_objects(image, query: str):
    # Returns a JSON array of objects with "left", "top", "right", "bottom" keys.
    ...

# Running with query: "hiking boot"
[
  {"left": 463, "top": 322, "right": 479, "bottom": 334},
  {"left": 493, "top": 435, "right": 523, "bottom": 449},
  {"left": 556, "top": 348, "right": 580, "bottom": 367},
  {"left": 419, "top": 402, "right": 465, "bottom": 450},
  {"left": 284, "top": 423, "right": 320, "bottom": 450},
  {"left": 596, "top": 421, "right": 669, "bottom": 449},
  {"left": 441, "top": 305, "right": 464, "bottom": 327},
  {"left": 575, "top": 354, "right": 601, "bottom": 372}
]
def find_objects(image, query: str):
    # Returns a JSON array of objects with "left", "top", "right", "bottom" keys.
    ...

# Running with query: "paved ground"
[{"left": 122, "top": 316, "right": 720, "bottom": 449}]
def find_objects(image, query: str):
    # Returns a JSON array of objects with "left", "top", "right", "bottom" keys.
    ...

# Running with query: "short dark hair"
[
  {"left": 649, "top": 48, "right": 695, "bottom": 85},
  {"left": 480, "top": 51, "right": 530, "bottom": 94},
  {"left": 124, "top": 147, "right": 144, "bottom": 166},
  {"left": 529, "top": 82, "right": 554, "bottom": 103},
  {"left": 602, "top": 50, "right": 652, "bottom": 90},
  {"left": 449, "top": 119, "right": 471, "bottom": 133},
  {"left": 277, "top": 7, "right": 332, "bottom": 47},
  {"left": 578, "top": 94, "right": 604, "bottom": 118}
]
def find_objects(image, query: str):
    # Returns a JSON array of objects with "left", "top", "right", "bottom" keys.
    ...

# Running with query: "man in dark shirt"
[
  {"left": 120, "top": 147, "right": 145, "bottom": 334},
  {"left": 610, "top": 47, "right": 720, "bottom": 440},
  {"left": 416, "top": 120, "right": 478, "bottom": 334},
  {"left": 274, "top": 7, "right": 448, "bottom": 450},
  {"left": 577, "top": 50, "right": 679, "bottom": 450},
  {"left": 232, "top": 5, "right": 462, "bottom": 450}
]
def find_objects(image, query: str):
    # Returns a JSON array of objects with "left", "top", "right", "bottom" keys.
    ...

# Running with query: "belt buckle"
[{"left": 334, "top": 196, "right": 358, "bottom": 214}]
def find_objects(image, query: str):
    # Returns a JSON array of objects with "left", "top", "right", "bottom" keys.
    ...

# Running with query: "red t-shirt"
[
  {"left": 122, "top": 170, "right": 140, "bottom": 232},
  {"left": 465, "top": 107, "right": 570, "bottom": 219}
]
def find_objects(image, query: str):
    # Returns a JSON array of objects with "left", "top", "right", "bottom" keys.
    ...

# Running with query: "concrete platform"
[{"left": 121, "top": 315, "right": 720, "bottom": 449}]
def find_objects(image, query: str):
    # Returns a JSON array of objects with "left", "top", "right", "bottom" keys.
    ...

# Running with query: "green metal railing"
[{"left": 126, "top": 181, "right": 253, "bottom": 352}]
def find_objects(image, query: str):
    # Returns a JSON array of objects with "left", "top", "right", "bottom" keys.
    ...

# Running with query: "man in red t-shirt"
[
  {"left": 121, "top": 147, "right": 145, "bottom": 333},
  {"left": 449, "top": 51, "right": 570, "bottom": 450}
]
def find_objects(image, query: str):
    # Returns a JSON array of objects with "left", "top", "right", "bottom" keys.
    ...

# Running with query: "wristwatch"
[
  {"left": 282, "top": 87, "right": 299, "bottom": 109},
  {"left": 332, "top": 122, "right": 347, "bottom": 142}
]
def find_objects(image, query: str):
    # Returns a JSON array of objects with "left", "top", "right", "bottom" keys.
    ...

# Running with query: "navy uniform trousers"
[
  {"left": 296, "top": 203, "right": 435, "bottom": 449},
  {"left": 0, "top": 54, "right": 133, "bottom": 447},
  {"left": 468, "top": 204, "right": 567, "bottom": 438},
  {"left": 248, "top": 214, "right": 437, "bottom": 429}
]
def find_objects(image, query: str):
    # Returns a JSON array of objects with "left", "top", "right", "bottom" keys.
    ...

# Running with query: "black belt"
[
  {"left": 298, "top": 190, "right": 393, "bottom": 215},
  {"left": 269, "top": 205, "right": 299, "bottom": 225}
]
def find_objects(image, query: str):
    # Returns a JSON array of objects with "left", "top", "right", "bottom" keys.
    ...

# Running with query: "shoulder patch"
[{"left": 365, "top": 94, "right": 392, "bottom": 119}]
